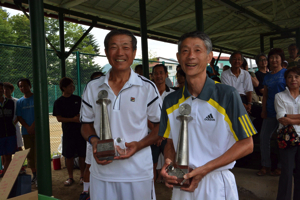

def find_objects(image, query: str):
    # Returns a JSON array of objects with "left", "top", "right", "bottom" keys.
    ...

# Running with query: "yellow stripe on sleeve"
[
  {"left": 166, "top": 86, "right": 189, "bottom": 115},
  {"left": 163, "top": 119, "right": 171, "bottom": 138},
  {"left": 163, "top": 87, "right": 189, "bottom": 138},
  {"left": 242, "top": 115, "right": 252, "bottom": 136},
  {"left": 245, "top": 114, "right": 256, "bottom": 136},
  {"left": 238, "top": 117, "right": 249, "bottom": 137},
  {"left": 207, "top": 98, "right": 238, "bottom": 141}
]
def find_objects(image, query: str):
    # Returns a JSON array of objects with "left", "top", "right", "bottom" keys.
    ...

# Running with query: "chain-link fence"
[{"left": 0, "top": 43, "right": 178, "bottom": 154}]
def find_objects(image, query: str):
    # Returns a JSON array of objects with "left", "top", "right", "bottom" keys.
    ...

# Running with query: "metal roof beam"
[
  {"left": 148, "top": 6, "right": 225, "bottom": 29},
  {"left": 214, "top": 0, "right": 282, "bottom": 31},
  {"left": 210, "top": 25, "right": 268, "bottom": 38},
  {"left": 60, "top": 0, "right": 88, "bottom": 9},
  {"left": 108, "top": 0, "right": 123, "bottom": 10},
  {"left": 205, "top": 12, "right": 233, "bottom": 33},
  {"left": 242, "top": 42, "right": 292, "bottom": 51},
  {"left": 214, "top": 35, "right": 259, "bottom": 45},
  {"left": 277, "top": 1, "right": 300, "bottom": 18},
  {"left": 247, "top": 6, "right": 273, "bottom": 21},
  {"left": 240, "top": 0, "right": 272, "bottom": 7},
  {"left": 148, "top": 0, "right": 183, "bottom": 25}
]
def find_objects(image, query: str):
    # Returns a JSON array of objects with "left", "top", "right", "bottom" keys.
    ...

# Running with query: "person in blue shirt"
[
  {"left": 16, "top": 78, "right": 37, "bottom": 186},
  {"left": 206, "top": 57, "right": 220, "bottom": 82},
  {"left": 257, "top": 48, "right": 287, "bottom": 177}
]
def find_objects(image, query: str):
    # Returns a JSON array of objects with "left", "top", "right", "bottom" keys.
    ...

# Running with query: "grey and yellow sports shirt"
[{"left": 158, "top": 77, "right": 256, "bottom": 170}]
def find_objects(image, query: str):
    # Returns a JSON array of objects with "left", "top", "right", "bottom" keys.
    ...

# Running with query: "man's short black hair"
[
  {"left": 59, "top": 77, "right": 73, "bottom": 92},
  {"left": 177, "top": 69, "right": 186, "bottom": 78},
  {"left": 17, "top": 78, "right": 31, "bottom": 88},
  {"left": 3, "top": 82, "right": 14, "bottom": 92},
  {"left": 152, "top": 64, "right": 167, "bottom": 74},
  {"left": 288, "top": 43, "right": 298, "bottom": 50},
  {"left": 135, "top": 64, "right": 143, "bottom": 71},
  {"left": 90, "top": 72, "right": 104, "bottom": 80},
  {"left": 104, "top": 29, "right": 137, "bottom": 52}
]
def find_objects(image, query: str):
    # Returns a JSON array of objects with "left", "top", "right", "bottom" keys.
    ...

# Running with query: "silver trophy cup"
[
  {"left": 95, "top": 90, "right": 115, "bottom": 160},
  {"left": 166, "top": 104, "right": 193, "bottom": 187}
]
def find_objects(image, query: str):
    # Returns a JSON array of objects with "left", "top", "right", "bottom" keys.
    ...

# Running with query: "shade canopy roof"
[{"left": 2, "top": 0, "right": 300, "bottom": 57}]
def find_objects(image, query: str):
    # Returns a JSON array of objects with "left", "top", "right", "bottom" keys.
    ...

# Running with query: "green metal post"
[
  {"left": 139, "top": 0, "right": 149, "bottom": 79},
  {"left": 28, "top": 0, "right": 52, "bottom": 196},
  {"left": 55, "top": 85, "right": 57, "bottom": 100},
  {"left": 195, "top": 0, "right": 204, "bottom": 31},
  {"left": 59, "top": 12, "right": 66, "bottom": 78},
  {"left": 76, "top": 51, "right": 81, "bottom": 96},
  {"left": 270, "top": 38, "right": 274, "bottom": 50},
  {"left": 260, "top": 34, "right": 264, "bottom": 53},
  {"left": 296, "top": 28, "right": 300, "bottom": 50}
]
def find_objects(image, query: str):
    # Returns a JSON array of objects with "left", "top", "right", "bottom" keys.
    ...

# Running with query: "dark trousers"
[{"left": 277, "top": 146, "right": 300, "bottom": 200}]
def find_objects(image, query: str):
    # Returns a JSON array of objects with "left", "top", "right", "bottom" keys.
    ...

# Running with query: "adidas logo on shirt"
[{"left": 204, "top": 114, "right": 215, "bottom": 121}]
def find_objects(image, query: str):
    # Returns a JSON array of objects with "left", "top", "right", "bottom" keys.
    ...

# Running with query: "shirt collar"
[
  {"left": 229, "top": 68, "right": 245, "bottom": 76},
  {"left": 183, "top": 75, "right": 216, "bottom": 101},
  {"left": 165, "top": 84, "right": 170, "bottom": 92},
  {"left": 100, "top": 68, "right": 143, "bottom": 87}
]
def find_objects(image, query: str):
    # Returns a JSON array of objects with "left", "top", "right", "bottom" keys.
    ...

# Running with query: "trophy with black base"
[
  {"left": 96, "top": 90, "right": 126, "bottom": 160},
  {"left": 166, "top": 104, "right": 193, "bottom": 187}
]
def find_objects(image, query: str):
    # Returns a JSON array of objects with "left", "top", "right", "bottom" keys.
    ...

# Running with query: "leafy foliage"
[{"left": 0, "top": 9, "right": 102, "bottom": 87}]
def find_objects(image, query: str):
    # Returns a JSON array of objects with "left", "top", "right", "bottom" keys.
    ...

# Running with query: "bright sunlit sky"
[{"left": 4, "top": 7, "right": 236, "bottom": 67}]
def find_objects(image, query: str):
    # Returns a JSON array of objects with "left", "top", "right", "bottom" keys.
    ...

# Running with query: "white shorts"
[
  {"left": 172, "top": 169, "right": 238, "bottom": 200},
  {"left": 16, "top": 123, "right": 23, "bottom": 148},
  {"left": 85, "top": 142, "right": 92, "bottom": 165},
  {"left": 90, "top": 175, "right": 156, "bottom": 200}
]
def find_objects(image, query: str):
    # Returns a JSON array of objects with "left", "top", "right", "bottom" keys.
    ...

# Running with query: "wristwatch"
[{"left": 88, "top": 135, "right": 100, "bottom": 144}]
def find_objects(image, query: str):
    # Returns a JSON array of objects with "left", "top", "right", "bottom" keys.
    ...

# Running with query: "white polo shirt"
[
  {"left": 158, "top": 77, "right": 256, "bottom": 171},
  {"left": 275, "top": 87, "right": 300, "bottom": 136},
  {"left": 221, "top": 68, "right": 253, "bottom": 95},
  {"left": 80, "top": 68, "right": 162, "bottom": 182}
]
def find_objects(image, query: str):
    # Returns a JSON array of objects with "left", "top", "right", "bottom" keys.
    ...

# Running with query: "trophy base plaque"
[
  {"left": 167, "top": 164, "right": 192, "bottom": 187},
  {"left": 96, "top": 139, "right": 115, "bottom": 161}
]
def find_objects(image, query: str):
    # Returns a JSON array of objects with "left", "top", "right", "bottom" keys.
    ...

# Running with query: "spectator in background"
[
  {"left": 149, "top": 72, "right": 154, "bottom": 82},
  {"left": 176, "top": 64, "right": 181, "bottom": 71},
  {"left": 165, "top": 73, "right": 173, "bottom": 88},
  {"left": 134, "top": 64, "right": 143, "bottom": 75},
  {"left": 0, "top": 82, "right": 17, "bottom": 177},
  {"left": 16, "top": 78, "right": 37, "bottom": 186},
  {"left": 3, "top": 83, "right": 23, "bottom": 151},
  {"left": 257, "top": 48, "right": 287, "bottom": 176},
  {"left": 150, "top": 64, "right": 174, "bottom": 182},
  {"left": 90, "top": 71, "right": 104, "bottom": 80},
  {"left": 241, "top": 58, "right": 259, "bottom": 88},
  {"left": 282, "top": 60, "right": 288, "bottom": 69},
  {"left": 287, "top": 44, "right": 300, "bottom": 68},
  {"left": 207, "top": 57, "right": 220, "bottom": 82},
  {"left": 255, "top": 53, "right": 268, "bottom": 97},
  {"left": 176, "top": 69, "right": 186, "bottom": 89},
  {"left": 53, "top": 77, "right": 86, "bottom": 186},
  {"left": 222, "top": 65, "right": 230, "bottom": 71},
  {"left": 221, "top": 52, "right": 253, "bottom": 113},
  {"left": 274, "top": 67, "right": 300, "bottom": 200}
]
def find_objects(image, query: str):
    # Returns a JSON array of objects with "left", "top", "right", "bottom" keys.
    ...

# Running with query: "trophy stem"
[
  {"left": 175, "top": 115, "right": 191, "bottom": 166},
  {"left": 100, "top": 99, "right": 112, "bottom": 140}
]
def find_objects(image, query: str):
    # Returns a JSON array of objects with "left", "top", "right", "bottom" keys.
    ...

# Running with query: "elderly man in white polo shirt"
[
  {"left": 221, "top": 52, "right": 253, "bottom": 113},
  {"left": 159, "top": 31, "right": 255, "bottom": 200},
  {"left": 80, "top": 29, "right": 162, "bottom": 200}
]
